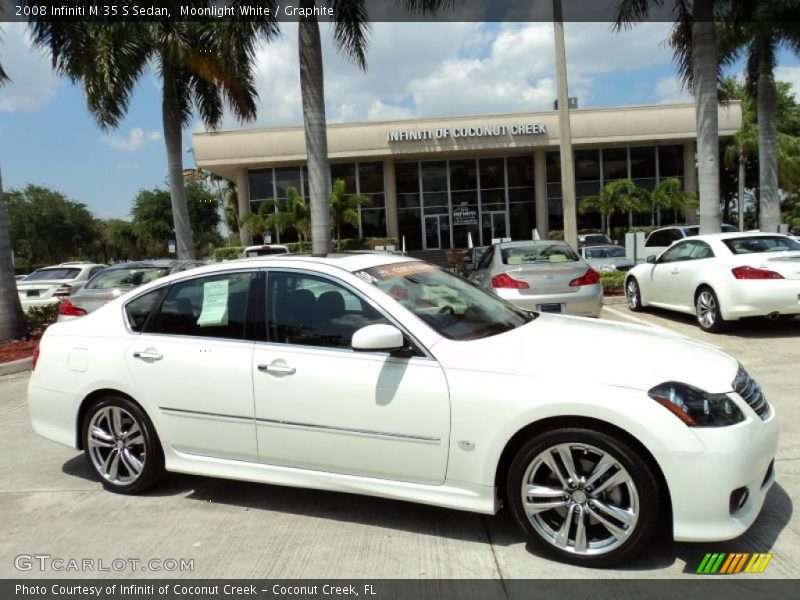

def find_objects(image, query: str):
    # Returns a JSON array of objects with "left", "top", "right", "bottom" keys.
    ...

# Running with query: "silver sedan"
[
  {"left": 469, "top": 240, "right": 603, "bottom": 317},
  {"left": 580, "top": 244, "right": 635, "bottom": 273}
]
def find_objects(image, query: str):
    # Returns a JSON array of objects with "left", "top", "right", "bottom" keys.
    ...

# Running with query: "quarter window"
[
  {"left": 146, "top": 272, "right": 254, "bottom": 340},
  {"left": 125, "top": 289, "right": 164, "bottom": 333},
  {"left": 267, "top": 272, "right": 389, "bottom": 349}
]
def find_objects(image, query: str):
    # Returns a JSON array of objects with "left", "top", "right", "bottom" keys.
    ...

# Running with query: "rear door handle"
[
  {"left": 258, "top": 364, "right": 296, "bottom": 376},
  {"left": 133, "top": 351, "right": 163, "bottom": 361}
]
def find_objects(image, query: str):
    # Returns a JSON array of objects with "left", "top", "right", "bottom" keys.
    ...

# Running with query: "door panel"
[{"left": 253, "top": 270, "right": 451, "bottom": 484}]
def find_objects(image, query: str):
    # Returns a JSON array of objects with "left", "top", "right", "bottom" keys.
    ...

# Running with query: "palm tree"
[
  {"left": 580, "top": 180, "right": 641, "bottom": 236},
  {"left": 329, "top": 179, "right": 370, "bottom": 245},
  {"left": 0, "top": 29, "right": 29, "bottom": 341},
  {"left": 712, "top": 4, "right": 800, "bottom": 232},
  {"left": 650, "top": 177, "right": 698, "bottom": 226},
  {"left": 296, "top": 0, "right": 457, "bottom": 255},
  {"left": 616, "top": 0, "right": 726, "bottom": 234},
  {"left": 243, "top": 186, "right": 309, "bottom": 245},
  {"left": 30, "top": 12, "right": 278, "bottom": 259}
]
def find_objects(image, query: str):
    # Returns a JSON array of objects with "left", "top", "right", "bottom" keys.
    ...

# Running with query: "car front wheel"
[
  {"left": 506, "top": 428, "right": 660, "bottom": 567},
  {"left": 82, "top": 396, "right": 165, "bottom": 494}
]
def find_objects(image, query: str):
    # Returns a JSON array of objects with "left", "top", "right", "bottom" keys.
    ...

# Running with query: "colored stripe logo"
[{"left": 696, "top": 553, "right": 773, "bottom": 574}]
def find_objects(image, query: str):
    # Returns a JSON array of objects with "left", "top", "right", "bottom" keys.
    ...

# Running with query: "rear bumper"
[
  {"left": 721, "top": 281, "right": 800, "bottom": 319},
  {"left": 494, "top": 284, "right": 603, "bottom": 317}
]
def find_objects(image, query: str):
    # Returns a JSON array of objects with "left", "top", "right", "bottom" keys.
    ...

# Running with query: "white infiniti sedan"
[
  {"left": 626, "top": 232, "right": 800, "bottom": 332},
  {"left": 28, "top": 254, "right": 778, "bottom": 567}
]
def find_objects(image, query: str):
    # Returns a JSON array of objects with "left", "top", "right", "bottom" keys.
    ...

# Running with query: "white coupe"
[
  {"left": 626, "top": 232, "right": 800, "bottom": 332},
  {"left": 29, "top": 254, "right": 778, "bottom": 567}
]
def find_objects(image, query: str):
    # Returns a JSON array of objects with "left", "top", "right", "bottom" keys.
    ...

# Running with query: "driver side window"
[{"left": 659, "top": 241, "right": 696, "bottom": 263}]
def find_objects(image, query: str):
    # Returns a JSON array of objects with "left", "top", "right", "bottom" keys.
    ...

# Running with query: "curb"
[
  {"left": 603, "top": 295, "right": 627, "bottom": 305},
  {"left": 0, "top": 357, "right": 33, "bottom": 377}
]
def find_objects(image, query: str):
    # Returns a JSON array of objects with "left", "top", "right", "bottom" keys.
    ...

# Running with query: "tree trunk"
[
  {"left": 299, "top": 4, "right": 332, "bottom": 256},
  {"left": 162, "top": 64, "right": 196, "bottom": 260},
  {"left": 758, "top": 71, "right": 780, "bottom": 233},
  {"left": 0, "top": 168, "right": 28, "bottom": 341},
  {"left": 692, "top": 0, "right": 722, "bottom": 235},
  {"left": 738, "top": 146, "right": 746, "bottom": 231}
]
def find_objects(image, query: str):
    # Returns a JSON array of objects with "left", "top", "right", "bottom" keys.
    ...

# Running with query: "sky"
[{"left": 1, "top": 21, "right": 799, "bottom": 220}]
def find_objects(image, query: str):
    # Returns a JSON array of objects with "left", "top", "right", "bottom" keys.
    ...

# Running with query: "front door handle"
[
  {"left": 133, "top": 351, "right": 163, "bottom": 361},
  {"left": 671, "top": 269, "right": 679, "bottom": 275},
  {"left": 258, "top": 364, "right": 296, "bottom": 376}
]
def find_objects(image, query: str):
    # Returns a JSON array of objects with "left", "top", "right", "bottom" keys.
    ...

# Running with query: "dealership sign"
[{"left": 387, "top": 123, "right": 547, "bottom": 142}]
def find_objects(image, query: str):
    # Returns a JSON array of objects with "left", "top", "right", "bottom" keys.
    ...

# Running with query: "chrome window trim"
[{"left": 263, "top": 267, "right": 435, "bottom": 361}]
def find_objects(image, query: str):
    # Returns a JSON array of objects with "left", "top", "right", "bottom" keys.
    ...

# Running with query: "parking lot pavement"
[{"left": 1, "top": 312, "right": 798, "bottom": 580}]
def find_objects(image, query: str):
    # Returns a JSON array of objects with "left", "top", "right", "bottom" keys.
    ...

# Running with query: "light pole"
[{"left": 553, "top": 0, "right": 578, "bottom": 249}]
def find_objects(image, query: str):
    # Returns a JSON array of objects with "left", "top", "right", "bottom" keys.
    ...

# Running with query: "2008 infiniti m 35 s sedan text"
[{"left": 28, "top": 254, "right": 778, "bottom": 567}]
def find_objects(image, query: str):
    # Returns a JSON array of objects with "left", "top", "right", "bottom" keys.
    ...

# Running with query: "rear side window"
[
  {"left": 86, "top": 267, "right": 170, "bottom": 290},
  {"left": 125, "top": 289, "right": 164, "bottom": 332},
  {"left": 146, "top": 272, "right": 254, "bottom": 340},
  {"left": 645, "top": 231, "right": 667, "bottom": 247},
  {"left": 501, "top": 244, "right": 579, "bottom": 265},
  {"left": 24, "top": 268, "right": 81, "bottom": 281},
  {"left": 724, "top": 236, "right": 800, "bottom": 254}
]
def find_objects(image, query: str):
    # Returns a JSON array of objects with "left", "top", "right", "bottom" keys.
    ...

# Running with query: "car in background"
[
  {"left": 580, "top": 244, "right": 635, "bottom": 273},
  {"left": 58, "top": 259, "right": 204, "bottom": 321},
  {"left": 644, "top": 224, "right": 739, "bottom": 258},
  {"left": 15, "top": 274, "right": 29, "bottom": 282},
  {"left": 578, "top": 232, "right": 613, "bottom": 247},
  {"left": 469, "top": 240, "right": 602, "bottom": 317},
  {"left": 17, "top": 262, "right": 107, "bottom": 311},
  {"left": 29, "top": 253, "right": 778, "bottom": 567},
  {"left": 626, "top": 232, "right": 800, "bottom": 332},
  {"left": 239, "top": 244, "right": 290, "bottom": 258},
  {"left": 459, "top": 245, "right": 488, "bottom": 277}
]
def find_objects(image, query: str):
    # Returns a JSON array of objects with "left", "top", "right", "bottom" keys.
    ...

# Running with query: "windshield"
[
  {"left": 501, "top": 244, "right": 579, "bottom": 265},
  {"left": 723, "top": 236, "right": 800, "bottom": 255},
  {"left": 24, "top": 268, "right": 80, "bottom": 281},
  {"left": 584, "top": 235, "right": 610, "bottom": 244},
  {"left": 355, "top": 261, "right": 534, "bottom": 341},
  {"left": 86, "top": 267, "right": 170, "bottom": 290},
  {"left": 586, "top": 246, "right": 626, "bottom": 259}
]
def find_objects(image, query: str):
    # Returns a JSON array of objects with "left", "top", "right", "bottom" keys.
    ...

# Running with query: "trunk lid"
[
  {"left": 758, "top": 251, "right": 800, "bottom": 280},
  {"left": 502, "top": 263, "right": 588, "bottom": 295}
]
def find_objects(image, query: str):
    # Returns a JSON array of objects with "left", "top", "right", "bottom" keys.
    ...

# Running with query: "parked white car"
[
  {"left": 626, "top": 232, "right": 800, "bottom": 332},
  {"left": 643, "top": 224, "right": 739, "bottom": 258},
  {"left": 16, "top": 262, "right": 107, "bottom": 311},
  {"left": 29, "top": 254, "right": 777, "bottom": 566}
]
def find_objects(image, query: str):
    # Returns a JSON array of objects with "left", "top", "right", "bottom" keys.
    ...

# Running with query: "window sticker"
[{"left": 197, "top": 280, "right": 229, "bottom": 327}]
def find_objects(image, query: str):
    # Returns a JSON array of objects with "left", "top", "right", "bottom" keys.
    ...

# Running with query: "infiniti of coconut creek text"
[{"left": 15, "top": 583, "right": 378, "bottom": 598}]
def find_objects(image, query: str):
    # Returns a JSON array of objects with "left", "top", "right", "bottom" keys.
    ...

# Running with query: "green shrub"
[
  {"left": 547, "top": 229, "right": 564, "bottom": 240},
  {"left": 25, "top": 303, "right": 60, "bottom": 333},
  {"left": 600, "top": 271, "right": 626, "bottom": 295},
  {"left": 213, "top": 246, "right": 245, "bottom": 262}
]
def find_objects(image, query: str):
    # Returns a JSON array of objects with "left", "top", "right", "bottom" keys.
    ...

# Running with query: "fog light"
[{"left": 729, "top": 487, "right": 749, "bottom": 514}]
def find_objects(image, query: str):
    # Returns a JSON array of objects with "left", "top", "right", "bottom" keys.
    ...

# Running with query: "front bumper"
[
  {"left": 663, "top": 402, "right": 779, "bottom": 542},
  {"left": 494, "top": 283, "right": 603, "bottom": 317}
]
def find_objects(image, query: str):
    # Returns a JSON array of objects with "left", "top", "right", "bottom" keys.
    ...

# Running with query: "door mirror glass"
[
  {"left": 352, "top": 324, "right": 404, "bottom": 352},
  {"left": 646, "top": 255, "right": 657, "bottom": 264}
]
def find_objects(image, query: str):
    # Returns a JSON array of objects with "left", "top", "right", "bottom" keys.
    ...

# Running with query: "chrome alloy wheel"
[
  {"left": 626, "top": 279, "right": 639, "bottom": 310},
  {"left": 520, "top": 443, "right": 639, "bottom": 556},
  {"left": 696, "top": 290, "right": 717, "bottom": 329},
  {"left": 87, "top": 406, "right": 146, "bottom": 485}
]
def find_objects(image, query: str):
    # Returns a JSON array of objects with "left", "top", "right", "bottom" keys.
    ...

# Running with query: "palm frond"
[
  {"left": 330, "top": 0, "right": 370, "bottom": 70},
  {"left": 612, "top": 0, "right": 661, "bottom": 31}
]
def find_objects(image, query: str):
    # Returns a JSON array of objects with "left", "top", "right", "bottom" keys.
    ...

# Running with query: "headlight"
[{"left": 648, "top": 381, "right": 744, "bottom": 427}]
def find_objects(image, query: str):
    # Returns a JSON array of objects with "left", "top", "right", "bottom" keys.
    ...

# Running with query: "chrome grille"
[{"left": 733, "top": 366, "right": 769, "bottom": 420}]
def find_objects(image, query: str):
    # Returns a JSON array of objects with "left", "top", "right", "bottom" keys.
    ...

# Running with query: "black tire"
[
  {"left": 81, "top": 395, "right": 165, "bottom": 494},
  {"left": 695, "top": 286, "right": 727, "bottom": 333},
  {"left": 506, "top": 428, "right": 661, "bottom": 568},
  {"left": 625, "top": 277, "right": 644, "bottom": 312}
]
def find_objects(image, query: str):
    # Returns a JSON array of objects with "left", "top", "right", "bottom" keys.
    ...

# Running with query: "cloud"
[
  {"left": 654, "top": 76, "right": 691, "bottom": 104},
  {"left": 103, "top": 127, "right": 162, "bottom": 151},
  {"left": 0, "top": 23, "right": 60, "bottom": 112},
  {"left": 775, "top": 66, "right": 800, "bottom": 99}
]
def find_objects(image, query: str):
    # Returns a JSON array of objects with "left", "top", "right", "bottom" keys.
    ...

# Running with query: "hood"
[{"left": 435, "top": 313, "right": 739, "bottom": 393}]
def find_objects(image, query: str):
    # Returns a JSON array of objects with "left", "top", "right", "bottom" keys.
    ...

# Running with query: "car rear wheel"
[
  {"left": 82, "top": 396, "right": 164, "bottom": 494},
  {"left": 625, "top": 277, "right": 643, "bottom": 312},
  {"left": 506, "top": 428, "right": 660, "bottom": 567},
  {"left": 695, "top": 287, "right": 726, "bottom": 333}
]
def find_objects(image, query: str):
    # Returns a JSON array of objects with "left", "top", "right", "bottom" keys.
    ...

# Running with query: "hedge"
[
  {"left": 600, "top": 271, "right": 626, "bottom": 296},
  {"left": 25, "top": 303, "right": 60, "bottom": 334}
]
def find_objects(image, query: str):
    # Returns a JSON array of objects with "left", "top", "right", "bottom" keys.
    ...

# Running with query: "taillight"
[
  {"left": 32, "top": 346, "right": 40, "bottom": 371},
  {"left": 569, "top": 268, "right": 601, "bottom": 287},
  {"left": 58, "top": 300, "right": 87, "bottom": 317},
  {"left": 53, "top": 284, "right": 72, "bottom": 297},
  {"left": 491, "top": 273, "right": 530, "bottom": 289},
  {"left": 731, "top": 266, "right": 784, "bottom": 280}
]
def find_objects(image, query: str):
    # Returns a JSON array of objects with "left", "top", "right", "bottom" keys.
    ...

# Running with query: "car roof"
[
  {"left": 224, "top": 252, "right": 417, "bottom": 273},
  {"left": 584, "top": 244, "right": 624, "bottom": 250},
  {"left": 686, "top": 232, "right": 793, "bottom": 242},
  {"left": 104, "top": 259, "right": 185, "bottom": 269},
  {"left": 497, "top": 240, "right": 569, "bottom": 248}
]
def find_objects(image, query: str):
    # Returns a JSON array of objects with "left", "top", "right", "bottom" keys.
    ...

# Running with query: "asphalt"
[{"left": 0, "top": 309, "right": 797, "bottom": 579}]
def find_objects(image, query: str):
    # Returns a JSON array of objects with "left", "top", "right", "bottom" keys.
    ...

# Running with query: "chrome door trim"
[
  {"left": 255, "top": 416, "right": 442, "bottom": 445},
  {"left": 160, "top": 406, "right": 254, "bottom": 424}
]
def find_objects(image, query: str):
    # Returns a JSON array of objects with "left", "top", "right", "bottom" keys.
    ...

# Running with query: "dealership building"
[{"left": 192, "top": 102, "right": 741, "bottom": 251}]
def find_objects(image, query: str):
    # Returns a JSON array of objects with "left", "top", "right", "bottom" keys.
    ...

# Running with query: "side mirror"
[
  {"left": 352, "top": 324, "right": 404, "bottom": 353},
  {"left": 646, "top": 255, "right": 657, "bottom": 264}
]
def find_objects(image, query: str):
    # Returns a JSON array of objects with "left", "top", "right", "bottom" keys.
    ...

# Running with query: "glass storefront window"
[
  {"left": 449, "top": 159, "right": 477, "bottom": 191},
  {"left": 331, "top": 163, "right": 357, "bottom": 193},
  {"left": 508, "top": 188, "right": 534, "bottom": 203},
  {"left": 358, "top": 162, "right": 384, "bottom": 194},
  {"left": 275, "top": 166, "right": 302, "bottom": 198},
  {"left": 630, "top": 146, "right": 656, "bottom": 179},
  {"left": 361, "top": 208, "right": 386, "bottom": 238},
  {"left": 397, "top": 162, "right": 420, "bottom": 194},
  {"left": 423, "top": 192, "right": 448, "bottom": 209},
  {"left": 575, "top": 149, "right": 600, "bottom": 182},
  {"left": 398, "top": 209, "right": 422, "bottom": 250},
  {"left": 362, "top": 192, "right": 385, "bottom": 208},
  {"left": 481, "top": 188, "right": 505, "bottom": 211},
  {"left": 248, "top": 169, "right": 274, "bottom": 201},
  {"left": 421, "top": 161, "right": 447, "bottom": 192},
  {"left": 506, "top": 156, "right": 534, "bottom": 187},
  {"left": 602, "top": 148, "right": 628, "bottom": 181},
  {"left": 510, "top": 203, "right": 535, "bottom": 242},
  {"left": 479, "top": 158, "right": 505, "bottom": 189},
  {"left": 658, "top": 145, "right": 684, "bottom": 177},
  {"left": 546, "top": 151, "right": 561, "bottom": 183},
  {"left": 398, "top": 193, "right": 420, "bottom": 209}
]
